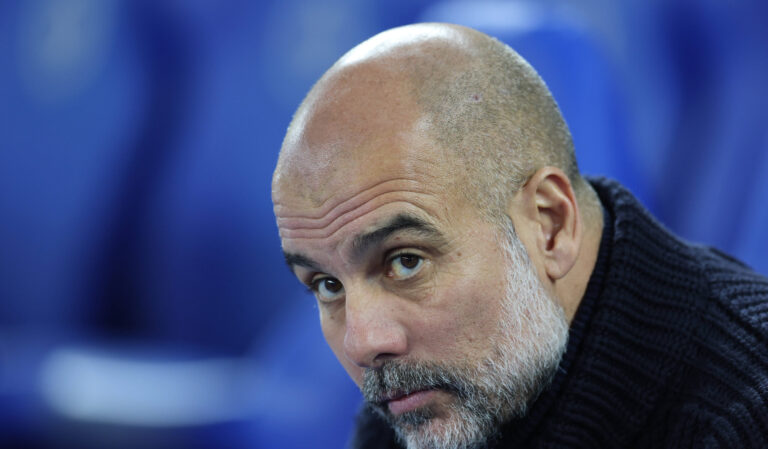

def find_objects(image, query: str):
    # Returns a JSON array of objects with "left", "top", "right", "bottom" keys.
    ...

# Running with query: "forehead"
[
  {"left": 273, "top": 140, "right": 459, "bottom": 257},
  {"left": 274, "top": 65, "right": 436, "bottom": 203},
  {"left": 272, "top": 60, "right": 465, "bottom": 215},
  {"left": 273, "top": 114, "right": 467, "bottom": 262},
  {"left": 274, "top": 129, "right": 451, "bottom": 215}
]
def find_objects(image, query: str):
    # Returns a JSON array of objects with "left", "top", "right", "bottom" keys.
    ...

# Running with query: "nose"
[{"left": 342, "top": 287, "right": 408, "bottom": 369}]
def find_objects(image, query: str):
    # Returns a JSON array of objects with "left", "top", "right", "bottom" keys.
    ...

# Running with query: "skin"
[{"left": 272, "top": 23, "right": 602, "bottom": 416}]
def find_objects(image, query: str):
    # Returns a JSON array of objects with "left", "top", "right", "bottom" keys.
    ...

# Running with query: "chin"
[{"left": 394, "top": 408, "right": 496, "bottom": 449}]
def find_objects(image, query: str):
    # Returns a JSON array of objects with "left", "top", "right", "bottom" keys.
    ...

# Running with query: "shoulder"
[
  {"left": 689, "top": 242, "right": 768, "bottom": 375},
  {"left": 659, "top": 390, "right": 768, "bottom": 448},
  {"left": 664, "top": 245, "right": 768, "bottom": 448},
  {"left": 696, "top": 244, "right": 768, "bottom": 333},
  {"left": 589, "top": 177, "right": 768, "bottom": 447},
  {"left": 626, "top": 243, "right": 768, "bottom": 449}
]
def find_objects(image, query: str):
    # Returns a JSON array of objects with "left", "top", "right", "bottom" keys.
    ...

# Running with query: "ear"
[{"left": 508, "top": 167, "right": 582, "bottom": 281}]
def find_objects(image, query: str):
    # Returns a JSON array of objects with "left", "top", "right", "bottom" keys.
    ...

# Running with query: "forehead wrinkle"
[
  {"left": 274, "top": 155, "right": 443, "bottom": 220},
  {"left": 275, "top": 177, "right": 424, "bottom": 220},
  {"left": 278, "top": 189, "right": 440, "bottom": 242},
  {"left": 276, "top": 172, "right": 443, "bottom": 234}
]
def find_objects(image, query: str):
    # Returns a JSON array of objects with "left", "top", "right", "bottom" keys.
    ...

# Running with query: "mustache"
[{"left": 361, "top": 359, "right": 476, "bottom": 405}]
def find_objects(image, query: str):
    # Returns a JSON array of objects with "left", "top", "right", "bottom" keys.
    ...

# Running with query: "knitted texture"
[{"left": 349, "top": 178, "right": 768, "bottom": 448}]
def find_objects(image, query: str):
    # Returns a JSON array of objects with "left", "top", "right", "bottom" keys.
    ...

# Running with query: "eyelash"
[
  {"left": 307, "top": 277, "right": 329, "bottom": 293},
  {"left": 387, "top": 249, "right": 426, "bottom": 274},
  {"left": 387, "top": 250, "right": 417, "bottom": 264}
]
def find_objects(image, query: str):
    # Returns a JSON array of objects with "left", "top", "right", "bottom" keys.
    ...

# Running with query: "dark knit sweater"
[{"left": 350, "top": 178, "right": 768, "bottom": 448}]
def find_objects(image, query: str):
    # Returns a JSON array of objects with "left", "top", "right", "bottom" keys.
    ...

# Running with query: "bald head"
[
  {"left": 274, "top": 23, "right": 593, "bottom": 222},
  {"left": 272, "top": 27, "right": 604, "bottom": 446}
]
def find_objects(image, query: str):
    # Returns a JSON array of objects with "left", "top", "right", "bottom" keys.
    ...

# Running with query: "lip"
[{"left": 386, "top": 389, "right": 437, "bottom": 415}]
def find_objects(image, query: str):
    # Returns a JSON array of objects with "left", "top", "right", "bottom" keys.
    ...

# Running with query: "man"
[{"left": 271, "top": 23, "right": 768, "bottom": 449}]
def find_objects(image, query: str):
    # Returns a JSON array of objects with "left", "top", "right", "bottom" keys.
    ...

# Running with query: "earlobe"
[{"left": 509, "top": 167, "right": 581, "bottom": 281}]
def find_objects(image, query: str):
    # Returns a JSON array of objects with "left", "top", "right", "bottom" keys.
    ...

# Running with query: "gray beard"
[{"left": 361, "top": 217, "right": 570, "bottom": 449}]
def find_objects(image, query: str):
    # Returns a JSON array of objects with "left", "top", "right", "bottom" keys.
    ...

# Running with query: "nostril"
[{"left": 372, "top": 352, "right": 399, "bottom": 365}]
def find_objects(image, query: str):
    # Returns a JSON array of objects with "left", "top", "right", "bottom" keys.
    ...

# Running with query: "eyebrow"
[
  {"left": 283, "top": 252, "right": 321, "bottom": 272},
  {"left": 282, "top": 213, "right": 444, "bottom": 272},
  {"left": 351, "top": 213, "right": 442, "bottom": 259}
]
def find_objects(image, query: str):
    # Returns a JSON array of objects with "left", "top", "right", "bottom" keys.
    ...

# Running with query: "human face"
[
  {"left": 273, "top": 58, "right": 566, "bottom": 447},
  {"left": 276, "top": 160, "right": 518, "bottom": 387},
  {"left": 276, "top": 159, "right": 568, "bottom": 448}
]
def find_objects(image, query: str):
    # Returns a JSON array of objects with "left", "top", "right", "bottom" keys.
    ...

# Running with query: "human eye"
[
  {"left": 309, "top": 275, "right": 345, "bottom": 302},
  {"left": 386, "top": 252, "right": 425, "bottom": 281}
]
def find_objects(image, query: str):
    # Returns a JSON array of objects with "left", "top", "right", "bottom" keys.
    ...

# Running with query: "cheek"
[{"left": 416, "top": 257, "right": 508, "bottom": 353}]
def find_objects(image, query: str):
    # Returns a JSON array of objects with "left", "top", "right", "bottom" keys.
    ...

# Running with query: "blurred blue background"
[{"left": 1, "top": 0, "right": 766, "bottom": 448}]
